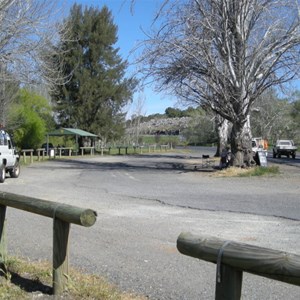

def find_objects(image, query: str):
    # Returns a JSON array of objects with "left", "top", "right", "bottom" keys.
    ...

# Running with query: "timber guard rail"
[
  {"left": 177, "top": 232, "right": 300, "bottom": 300},
  {"left": 0, "top": 192, "right": 97, "bottom": 296}
]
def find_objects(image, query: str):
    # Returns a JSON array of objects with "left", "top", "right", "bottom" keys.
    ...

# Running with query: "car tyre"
[
  {"left": 10, "top": 161, "right": 20, "bottom": 178},
  {"left": 0, "top": 164, "right": 6, "bottom": 183}
]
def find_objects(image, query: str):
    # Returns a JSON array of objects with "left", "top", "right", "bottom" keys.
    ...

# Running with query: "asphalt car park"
[{"left": 1, "top": 151, "right": 300, "bottom": 299}]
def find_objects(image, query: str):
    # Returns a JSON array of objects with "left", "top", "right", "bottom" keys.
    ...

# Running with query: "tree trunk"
[
  {"left": 215, "top": 117, "right": 230, "bottom": 157},
  {"left": 230, "top": 116, "right": 252, "bottom": 167}
]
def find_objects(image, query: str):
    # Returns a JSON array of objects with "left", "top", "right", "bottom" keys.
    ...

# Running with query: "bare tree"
[
  {"left": 0, "top": 0, "right": 67, "bottom": 85},
  {"left": 137, "top": 0, "right": 300, "bottom": 166},
  {"left": 131, "top": 91, "right": 146, "bottom": 145},
  {"left": 0, "top": 0, "right": 69, "bottom": 126}
]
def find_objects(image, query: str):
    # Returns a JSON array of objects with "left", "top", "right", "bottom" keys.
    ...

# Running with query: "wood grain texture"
[
  {"left": 0, "top": 192, "right": 97, "bottom": 227},
  {"left": 177, "top": 232, "right": 300, "bottom": 286}
]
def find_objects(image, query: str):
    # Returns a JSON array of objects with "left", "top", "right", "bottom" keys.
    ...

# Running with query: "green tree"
[
  {"left": 290, "top": 91, "right": 300, "bottom": 123},
  {"left": 251, "top": 90, "right": 296, "bottom": 143},
  {"left": 290, "top": 91, "right": 300, "bottom": 143},
  {"left": 182, "top": 106, "right": 197, "bottom": 117},
  {"left": 165, "top": 107, "right": 182, "bottom": 118},
  {"left": 52, "top": 4, "right": 136, "bottom": 142},
  {"left": 8, "top": 89, "right": 53, "bottom": 149},
  {"left": 181, "top": 108, "right": 217, "bottom": 145}
]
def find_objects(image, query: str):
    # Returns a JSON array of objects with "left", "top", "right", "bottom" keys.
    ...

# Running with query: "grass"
[
  {"left": 0, "top": 257, "right": 145, "bottom": 300},
  {"left": 214, "top": 165, "right": 280, "bottom": 177},
  {"left": 238, "top": 166, "right": 279, "bottom": 177}
]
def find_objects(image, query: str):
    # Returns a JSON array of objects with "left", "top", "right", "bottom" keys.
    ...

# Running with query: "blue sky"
[{"left": 63, "top": 0, "right": 176, "bottom": 117}]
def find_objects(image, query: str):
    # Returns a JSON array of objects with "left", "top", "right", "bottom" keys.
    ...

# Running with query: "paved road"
[{"left": 1, "top": 149, "right": 300, "bottom": 299}]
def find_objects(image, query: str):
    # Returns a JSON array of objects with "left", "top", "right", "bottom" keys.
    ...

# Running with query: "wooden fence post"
[
  {"left": 53, "top": 218, "right": 70, "bottom": 295},
  {"left": 0, "top": 192, "right": 97, "bottom": 296},
  {"left": 215, "top": 264, "right": 243, "bottom": 300},
  {"left": 22, "top": 151, "right": 26, "bottom": 163}
]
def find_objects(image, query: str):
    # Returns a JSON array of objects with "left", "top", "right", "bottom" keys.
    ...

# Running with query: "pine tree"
[{"left": 52, "top": 4, "right": 136, "bottom": 141}]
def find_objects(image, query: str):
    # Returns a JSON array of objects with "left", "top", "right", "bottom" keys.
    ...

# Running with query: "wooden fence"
[
  {"left": 0, "top": 192, "right": 97, "bottom": 296},
  {"left": 177, "top": 232, "right": 300, "bottom": 300},
  {"left": 21, "top": 144, "right": 173, "bottom": 162},
  {"left": 21, "top": 147, "right": 74, "bottom": 162},
  {"left": 21, "top": 149, "right": 34, "bottom": 163}
]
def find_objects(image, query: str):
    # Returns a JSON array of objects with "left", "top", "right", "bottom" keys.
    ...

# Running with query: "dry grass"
[
  {"left": 212, "top": 166, "right": 250, "bottom": 177},
  {"left": 212, "top": 166, "right": 279, "bottom": 177},
  {"left": 0, "top": 257, "right": 146, "bottom": 300}
]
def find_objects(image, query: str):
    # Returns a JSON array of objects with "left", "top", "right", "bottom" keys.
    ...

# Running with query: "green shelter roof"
[{"left": 47, "top": 128, "right": 98, "bottom": 137}]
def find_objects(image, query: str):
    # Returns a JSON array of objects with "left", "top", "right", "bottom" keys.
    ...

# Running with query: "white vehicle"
[
  {"left": 273, "top": 140, "right": 297, "bottom": 159},
  {"left": 0, "top": 130, "right": 20, "bottom": 183}
]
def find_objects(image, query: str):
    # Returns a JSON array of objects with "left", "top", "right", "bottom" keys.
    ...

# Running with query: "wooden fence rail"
[
  {"left": 177, "top": 232, "right": 300, "bottom": 300},
  {"left": 0, "top": 192, "right": 97, "bottom": 296}
]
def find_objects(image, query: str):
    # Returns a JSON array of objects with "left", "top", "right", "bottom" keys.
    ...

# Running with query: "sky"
[{"left": 62, "top": 0, "right": 177, "bottom": 117}]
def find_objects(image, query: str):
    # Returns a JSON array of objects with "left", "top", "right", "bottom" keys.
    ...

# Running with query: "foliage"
[
  {"left": 251, "top": 89, "right": 297, "bottom": 143},
  {"left": 128, "top": 106, "right": 199, "bottom": 124},
  {"left": 133, "top": 135, "right": 180, "bottom": 146},
  {"left": 181, "top": 108, "right": 217, "bottom": 145},
  {"left": 290, "top": 92, "right": 300, "bottom": 143},
  {"left": 165, "top": 106, "right": 198, "bottom": 118},
  {"left": 0, "top": 68, "right": 19, "bottom": 127},
  {"left": 7, "top": 89, "right": 54, "bottom": 149},
  {"left": 141, "top": 113, "right": 166, "bottom": 122},
  {"left": 126, "top": 92, "right": 300, "bottom": 147},
  {"left": 127, "top": 92, "right": 300, "bottom": 148},
  {"left": 291, "top": 101, "right": 300, "bottom": 123},
  {"left": 165, "top": 107, "right": 183, "bottom": 118},
  {"left": 52, "top": 4, "right": 137, "bottom": 142}
]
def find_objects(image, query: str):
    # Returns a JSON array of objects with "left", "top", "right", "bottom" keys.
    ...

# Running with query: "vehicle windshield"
[{"left": 0, "top": 131, "right": 8, "bottom": 146}]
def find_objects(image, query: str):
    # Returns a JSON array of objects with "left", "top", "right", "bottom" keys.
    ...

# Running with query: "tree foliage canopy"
[
  {"left": 291, "top": 92, "right": 300, "bottom": 126},
  {"left": 250, "top": 90, "right": 297, "bottom": 142},
  {"left": 8, "top": 89, "right": 53, "bottom": 149},
  {"left": 52, "top": 4, "right": 137, "bottom": 141}
]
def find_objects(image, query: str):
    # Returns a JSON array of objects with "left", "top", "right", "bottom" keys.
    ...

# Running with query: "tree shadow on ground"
[
  {"left": 43, "top": 154, "right": 218, "bottom": 174},
  {"left": 1, "top": 271, "right": 52, "bottom": 295}
]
